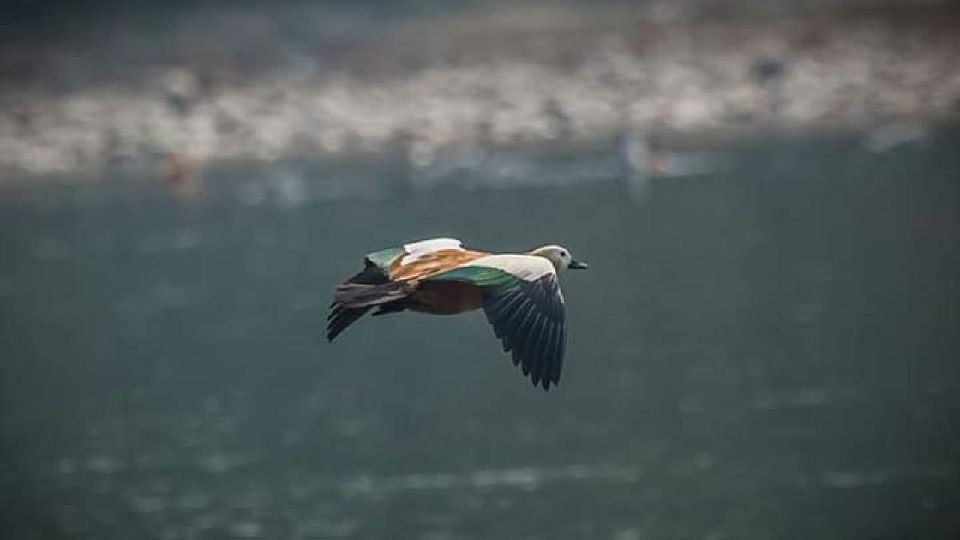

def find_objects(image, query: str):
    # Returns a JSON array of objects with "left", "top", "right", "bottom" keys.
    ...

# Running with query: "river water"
[{"left": 1, "top": 129, "right": 958, "bottom": 539}]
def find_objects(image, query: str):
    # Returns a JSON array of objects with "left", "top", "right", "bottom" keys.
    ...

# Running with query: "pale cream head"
[{"left": 529, "top": 245, "right": 589, "bottom": 272}]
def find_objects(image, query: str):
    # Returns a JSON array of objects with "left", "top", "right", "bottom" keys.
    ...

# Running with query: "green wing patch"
[
  {"left": 364, "top": 247, "right": 405, "bottom": 274},
  {"left": 424, "top": 265, "right": 521, "bottom": 292}
]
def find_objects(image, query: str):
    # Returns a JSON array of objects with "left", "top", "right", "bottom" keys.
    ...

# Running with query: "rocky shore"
[{"left": 1, "top": 3, "right": 958, "bottom": 181}]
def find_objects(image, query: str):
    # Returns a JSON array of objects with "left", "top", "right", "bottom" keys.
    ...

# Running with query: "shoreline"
[{"left": 1, "top": 4, "right": 958, "bottom": 181}]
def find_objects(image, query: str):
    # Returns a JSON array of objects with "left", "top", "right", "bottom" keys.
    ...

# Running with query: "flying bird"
[{"left": 328, "top": 238, "right": 588, "bottom": 390}]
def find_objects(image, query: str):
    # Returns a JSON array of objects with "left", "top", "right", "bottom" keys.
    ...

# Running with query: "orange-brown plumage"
[
  {"left": 388, "top": 248, "right": 488, "bottom": 281},
  {"left": 407, "top": 280, "right": 484, "bottom": 315}
]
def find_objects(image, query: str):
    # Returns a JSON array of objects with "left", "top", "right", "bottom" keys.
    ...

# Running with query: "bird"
[{"left": 327, "top": 238, "right": 588, "bottom": 390}]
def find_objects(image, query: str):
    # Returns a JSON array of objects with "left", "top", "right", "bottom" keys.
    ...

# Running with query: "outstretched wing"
[
  {"left": 484, "top": 273, "right": 566, "bottom": 390},
  {"left": 426, "top": 257, "right": 566, "bottom": 390}
]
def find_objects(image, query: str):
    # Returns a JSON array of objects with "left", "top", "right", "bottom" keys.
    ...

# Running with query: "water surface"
[{"left": 1, "top": 130, "right": 959, "bottom": 539}]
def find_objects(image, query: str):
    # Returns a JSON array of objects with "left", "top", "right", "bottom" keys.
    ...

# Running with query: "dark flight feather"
[{"left": 481, "top": 274, "right": 566, "bottom": 391}]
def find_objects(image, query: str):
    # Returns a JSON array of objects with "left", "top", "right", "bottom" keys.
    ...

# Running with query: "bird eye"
[{"left": 560, "top": 251, "right": 568, "bottom": 257}]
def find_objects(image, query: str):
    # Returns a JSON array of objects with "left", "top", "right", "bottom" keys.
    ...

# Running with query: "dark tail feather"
[
  {"left": 371, "top": 302, "right": 407, "bottom": 317},
  {"left": 327, "top": 281, "right": 414, "bottom": 341},
  {"left": 334, "top": 281, "right": 413, "bottom": 309},
  {"left": 327, "top": 304, "right": 371, "bottom": 342},
  {"left": 327, "top": 264, "right": 409, "bottom": 342}
]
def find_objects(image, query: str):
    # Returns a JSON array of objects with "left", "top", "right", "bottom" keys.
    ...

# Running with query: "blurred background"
[{"left": 1, "top": 1, "right": 959, "bottom": 538}]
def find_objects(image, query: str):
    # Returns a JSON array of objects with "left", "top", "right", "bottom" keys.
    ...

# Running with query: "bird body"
[{"left": 328, "top": 238, "right": 587, "bottom": 390}]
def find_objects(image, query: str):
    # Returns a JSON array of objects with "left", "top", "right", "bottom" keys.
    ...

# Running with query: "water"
[{"left": 1, "top": 130, "right": 959, "bottom": 539}]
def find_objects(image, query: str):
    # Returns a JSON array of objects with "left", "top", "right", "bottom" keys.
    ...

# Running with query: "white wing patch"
[
  {"left": 464, "top": 254, "right": 555, "bottom": 282},
  {"left": 401, "top": 237, "right": 463, "bottom": 265}
]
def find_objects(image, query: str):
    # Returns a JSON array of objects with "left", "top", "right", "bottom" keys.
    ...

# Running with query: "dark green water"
[{"left": 2, "top": 131, "right": 959, "bottom": 539}]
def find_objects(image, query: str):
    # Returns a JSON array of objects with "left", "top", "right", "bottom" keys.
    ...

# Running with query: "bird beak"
[{"left": 568, "top": 259, "right": 589, "bottom": 270}]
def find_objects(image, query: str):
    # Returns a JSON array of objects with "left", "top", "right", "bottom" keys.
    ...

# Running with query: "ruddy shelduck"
[{"left": 328, "top": 238, "right": 588, "bottom": 390}]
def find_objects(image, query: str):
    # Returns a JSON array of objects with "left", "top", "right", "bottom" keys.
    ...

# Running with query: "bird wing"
[
  {"left": 390, "top": 249, "right": 489, "bottom": 281},
  {"left": 426, "top": 255, "right": 566, "bottom": 390},
  {"left": 361, "top": 238, "right": 471, "bottom": 278},
  {"left": 386, "top": 237, "right": 493, "bottom": 282}
]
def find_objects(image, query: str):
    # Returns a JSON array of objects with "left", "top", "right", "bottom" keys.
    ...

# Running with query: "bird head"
[{"left": 529, "top": 245, "right": 589, "bottom": 272}]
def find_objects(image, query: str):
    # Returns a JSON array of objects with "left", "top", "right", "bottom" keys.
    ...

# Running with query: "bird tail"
[
  {"left": 327, "top": 303, "right": 371, "bottom": 342},
  {"left": 333, "top": 281, "right": 414, "bottom": 309},
  {"left": 327, "top": 281, "right": 413, "bottom": 342}
]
